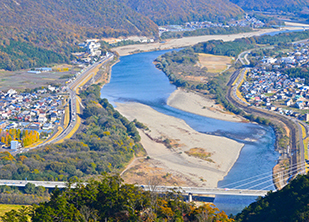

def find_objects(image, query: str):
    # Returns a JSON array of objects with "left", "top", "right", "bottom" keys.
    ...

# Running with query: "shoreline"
[
  {"left": 108, "top": 24, "right": 307, "bottom": 188},
  {"left": 167, "top": 88, "right": 243, "bottom": 122},
  {"left": 115, "top": 102, "right": 244, "bottom": 188},
  {"left": 112, "top": 25, "right": 307, "bottom": 56}
]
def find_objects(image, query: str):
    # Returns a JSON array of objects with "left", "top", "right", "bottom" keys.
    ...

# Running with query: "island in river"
[
  {"left": 116, "top": 92, "right": 244, "bottom": 188},
  {"left": 113, "top": 22, "right": 309, "bottom": 56}
]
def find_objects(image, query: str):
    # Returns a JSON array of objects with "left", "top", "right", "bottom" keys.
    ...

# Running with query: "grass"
[
  {"left": 265, "top": 93, "right": 275, "bottom": 97},
  {"left": 184, "top": 148, "right": 214, "bottom": 162},
  {"left": 300, "top": 123, "right": 309, "bottom": 173},
  {"left": 301, "top": 123, "right": 307, "bottom": 139},
  {"left": 198, "top": 53, "right": 232, "bottom": 73},
  {"left": 0, "top": 204, "right": 25, "bottom": 216},
  {"left": 23, "top": 139, "right": 45, "bottom": 149},
  {"left": 235, "top": 69, "right": 248, "bottom": 104},
  {"left": 45, "top": 126, "right": 63, "bottom": 144},
  {"left": 56, "top": 96, "right": 81, "bottom": 144},
  {"left": 63, "top": 105, "right": 70, "bottom": 129}
]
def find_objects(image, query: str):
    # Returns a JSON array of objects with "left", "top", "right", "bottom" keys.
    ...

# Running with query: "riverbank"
[
  {"left": 113, "top": 24, "right": 305, "bottom": 56},
  {"left": 116, "top": 102, "right": 244, "bottom": 188},
  {"left": 167, "top": 89, "right": 243, "bottom": 122}
]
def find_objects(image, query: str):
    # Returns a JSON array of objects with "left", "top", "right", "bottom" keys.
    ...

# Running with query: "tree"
[
  {"left": 24, "top": 183, "right": 36, "bottom": 194},
  {"left": 1, "top": 206, "right": 36, "bottom": 222}
]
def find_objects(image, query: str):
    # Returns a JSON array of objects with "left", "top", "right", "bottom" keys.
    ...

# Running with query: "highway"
[
  {"left": 0, "top": 179, "right": 269, "bottom": 197},
  {"left": 53, "top": 54, "right": 114, "bottom": 143},
  {"left": 228, "top": 52, "right": 305, "bottom": 183},
  {"left": 16, "top": 54, "right": 114, "bottom": 153},
  {"left": 141, "top": 185, "right": 269, "bottom": 197}
]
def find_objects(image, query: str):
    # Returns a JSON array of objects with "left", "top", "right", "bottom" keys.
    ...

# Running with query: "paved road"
[
  {"left": 14, "top": 54, "right": 114, "bottom": 154},
  {"left": 138, "top": 185, "right": 268, "bottom": 197},
  {"left": 52, "top": 54, "right": 114, "bottom": 144},
  {"left": 0, "top": 179, "right": 268, "bottom": 196},
  {"left": 228, "top": 57, "right": 303, "bottom": 181}
]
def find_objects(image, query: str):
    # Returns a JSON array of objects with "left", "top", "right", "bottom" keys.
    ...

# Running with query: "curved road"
[
  {"left": 227, "top": 66, "right": 303, "bottom": 181},
  {"left": 18, "top": 54, "right": 114, "bottom": 153}
]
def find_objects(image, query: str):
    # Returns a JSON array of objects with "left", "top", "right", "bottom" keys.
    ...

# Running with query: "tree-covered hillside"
[
  {"left": 235, "top": 173, "right": 309, "bottom": 222},
  {"left": 0, "top": 84, "right": 143, "bottom": 182},
  {"left": 123, "top": 0, "right": 244, "bottom": 25},
  {"left": 230, "top": 0, "right": 309, "bottom": 13},
  {"left": 1, "top": 174, "right": 233, "bottom": 222},
  {"left": 0, "top": 0, "right": 246, "bottom": 71},
  {"left": 0, "top": 0, "right": 158, "bottom": 38}
]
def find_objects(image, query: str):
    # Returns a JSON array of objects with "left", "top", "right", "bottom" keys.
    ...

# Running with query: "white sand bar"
[
  {"left": 116, "top": 102, "right": 244, "bottom": 187},
  {"left": 168, "top": 89, "right": 242, "bottom": 122},
  {"left": 113, "top": 25, "right": 306, "bottom": 56}
]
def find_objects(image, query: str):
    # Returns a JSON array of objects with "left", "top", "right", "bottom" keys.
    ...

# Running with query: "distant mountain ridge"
[
  {"left": 0, "top": 0, "right": 244, "bottom": 70},
  {"left": 122, "top": 0, "right": 244, "bottom": 25},
  {"left": 0, "top": 0, "right": 158, "bottom": 37},
  {"left": 0, "top": 0, "right": 244, "bottom": 39},
  {"left": 229, "top": 0, "right": 309, "bottom": 12}
]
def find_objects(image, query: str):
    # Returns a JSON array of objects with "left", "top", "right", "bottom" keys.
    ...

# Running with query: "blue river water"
[{"left": 100, "top": 49, "right": 279, "bottom": 215}]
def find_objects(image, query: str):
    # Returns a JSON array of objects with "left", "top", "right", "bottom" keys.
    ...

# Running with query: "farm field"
[{"left": 198, "top": 53, "right": 233, "bottom": 73}]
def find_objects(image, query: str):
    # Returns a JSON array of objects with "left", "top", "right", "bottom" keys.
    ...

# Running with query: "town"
[
  {"left": 240, "top": 41, "right": 309, "bottom": 121},
  {"left": 159, "top": 15, "right": 265, "bottom": 34},
  {"left": 0, "top": 86, "right": 65, "bottom": 150}
]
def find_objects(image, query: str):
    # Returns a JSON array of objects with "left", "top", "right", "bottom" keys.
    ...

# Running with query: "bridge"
[
  {"left": 0, "top": 179, "right": 268, "bottom": 197},
  {"left": 1, "top": 161, "right": 306, "bottom": 198},
  {"left": 141, "top": 185, "right": 269, "bottom": 197}
]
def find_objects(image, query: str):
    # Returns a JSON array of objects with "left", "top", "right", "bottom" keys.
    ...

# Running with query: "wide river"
[{"left": 100, "top": 49, "right": 279, "bottom": 215}]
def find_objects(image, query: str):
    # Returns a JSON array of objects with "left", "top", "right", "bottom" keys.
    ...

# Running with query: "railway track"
[{"left": 226, "top": 73, "right": 299, "bottom": 178}]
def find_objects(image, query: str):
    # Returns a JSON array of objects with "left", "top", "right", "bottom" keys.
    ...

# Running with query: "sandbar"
[
  {"left": 167, "top": 89, "right": 242, "bottom": 122},
  {"left": 113, "top": 25, "right": 306, "bottom": 56},
  {"left": 116, "top": 102, "right": 244, "bottom": 187}
]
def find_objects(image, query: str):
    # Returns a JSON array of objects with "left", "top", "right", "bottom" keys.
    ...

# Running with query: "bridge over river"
[{"left": 0, "top": 180, "right": 269, "bottom": 197}]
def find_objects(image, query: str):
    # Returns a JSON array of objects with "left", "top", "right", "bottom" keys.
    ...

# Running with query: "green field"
[{"left": 0, "top": 204, "right": 26, "bottom": 216}]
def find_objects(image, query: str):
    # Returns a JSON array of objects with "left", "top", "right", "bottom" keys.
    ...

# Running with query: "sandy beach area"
[
  {"left": 168, "top": 89, "right": 242, "bottom": 122},
  {"left": 116, "top": 21, "right": 308, "bottom": 187},
  {"left": 116, "top": 102, "right": 244, "bottom": 188},
  {"left": 113, "top": 24, "right": 306, "bottom": 56}
]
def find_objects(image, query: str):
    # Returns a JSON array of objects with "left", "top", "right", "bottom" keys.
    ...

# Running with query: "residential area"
[
  {"left": 159, "top": 15, "right": 265, "bottom": 34},
  {"left": 0, "top": 87, "right": 66, "bottom": 150},
  {"left": 240, "top": 41, "right": 309, "bottom": 121}
]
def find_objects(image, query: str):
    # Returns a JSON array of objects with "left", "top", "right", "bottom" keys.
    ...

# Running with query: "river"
[{"left": 100, "top": 49, "right": 279, "bottom": 215}]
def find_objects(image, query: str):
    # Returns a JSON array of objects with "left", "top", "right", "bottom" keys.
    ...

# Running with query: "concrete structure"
[
  {"left": 0, "top": 179, "right": 270, "bottom": 197},
  {"left": 306, "top": 113, "right": 309, "bottom": 122},
  {"left": 10, "top": 140, "right": 18, "bottom": 150}
]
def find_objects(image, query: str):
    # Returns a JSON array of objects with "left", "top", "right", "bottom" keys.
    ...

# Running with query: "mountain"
[
  {"left": 235, "top": 173, "right": 309, "bottom": 222},
  {"left": 122, "top": 0, "right": 244, "bottom": 25},
  {"left": 0, "top": 0, "right": 245, "bottom": 39},
  {"left": 0, "top": 0, "right": 244, "bottom": 70},
  {"left": 229, "top": 0, "right": 309, "bottom": 12},
  {"left": 0, "top": 0, "right": 158, "bottom": 37}
]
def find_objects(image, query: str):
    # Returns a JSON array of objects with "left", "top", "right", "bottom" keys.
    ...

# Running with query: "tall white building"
[{"left": 10, "top": 140, "right": 18, "bottom": 150}]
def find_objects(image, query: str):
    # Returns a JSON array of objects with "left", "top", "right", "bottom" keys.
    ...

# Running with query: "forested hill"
[
  {"left": 1, "top": 0, "right": 244, "bottom": 37},
  {"left": 122, "top": 0, "right": 244, "bottom": 25},
  {"left": 235, "top": 173, "right": 309, "bottom": 221},
  {"left": 0, "top": 0, "right": 244, "bottom": 70},
  {"left": 229, "top": 0, "right": 309, "bottom": 13},
  {"left": 0, "top": 0, "right": 158, "bottom": 38}
]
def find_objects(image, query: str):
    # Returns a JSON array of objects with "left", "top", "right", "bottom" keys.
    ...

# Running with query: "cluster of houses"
[
  {"left": 260, "top": 44, "right": 309, "bottom": 69},
  {"left": 0, "top": 88, "right": 64, "bottom": 132},
  {"left": 74, "top": 39, "right": 104, "bottom": 64},
  {"left": 158, "top": 16, "right": 263, "bottom": 34},
  {"left": 183, "top": 16, "right": 264, "bottom": 30},
  {"left": 240, "top": 42, "right": 309, "bottom": 121}
]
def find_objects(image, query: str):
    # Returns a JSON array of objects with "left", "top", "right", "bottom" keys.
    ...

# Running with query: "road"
[
  {"left": 16, "top": 54, "right": 114, "bottom": 153},
  {"left": 228, "top": 55, "right": 304, "bottom": 181},
  {"left": 236, "top": 50, "right": 251, "bottom": 65},
  {"left": 50, "top": 54, "right": 114, "bottom": 144},
  {"left": 0, "top": 179, "right": 268, "bottom": 197},
  {"left": 141, "top": 185, "right": 269, "bottom": 197}
]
